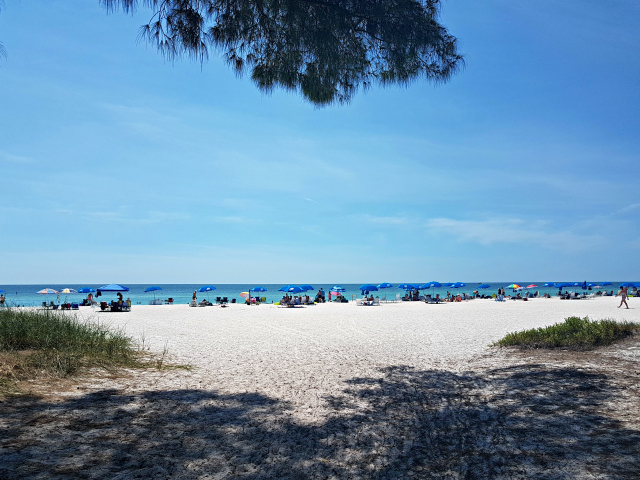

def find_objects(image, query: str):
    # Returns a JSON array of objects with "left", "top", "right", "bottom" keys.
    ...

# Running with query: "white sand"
[
  {"left": 5, "top": 297, "right": 639, "bottom": 479},
  {"left": 82, "top": 296, "right": 639, "bottom": 418}
]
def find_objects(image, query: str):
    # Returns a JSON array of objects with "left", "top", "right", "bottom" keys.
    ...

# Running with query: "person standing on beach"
[
  {"left": 617, "top": 286, "right": 629, "bottom": 309},
  {"left": 192, "top": 290, "right": 197, "bottom": 301},
  {"left": 0, "top": 294, "right": 5, "bottom": 306}
]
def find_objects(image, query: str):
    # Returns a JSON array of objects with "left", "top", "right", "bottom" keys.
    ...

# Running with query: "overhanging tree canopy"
[{"left": 101, "top": 0, "right": 463, "bottom": 105}]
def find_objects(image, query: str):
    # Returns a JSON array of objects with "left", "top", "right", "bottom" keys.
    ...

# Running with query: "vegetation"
[
  {"left": 100, "top": 0, "right": 462, "bottom": 105},
  {"left": 493, "top": 316, "right": 640, "bottom": 349},
  {"left": 0, "top": 308, "right": 178, "bottom": 395}
]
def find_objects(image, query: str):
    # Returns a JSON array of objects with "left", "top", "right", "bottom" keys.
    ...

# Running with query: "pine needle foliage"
[{"left": 100, "top": 0, "right": 463, "bottom": 105}]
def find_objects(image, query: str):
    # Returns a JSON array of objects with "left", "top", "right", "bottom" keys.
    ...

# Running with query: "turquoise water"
[{"left": 0, "top": 282, "right": 626, "bottom": 307}]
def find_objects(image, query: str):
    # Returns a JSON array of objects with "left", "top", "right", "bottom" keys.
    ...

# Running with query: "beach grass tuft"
[
  {"left": 0, "top": 308, "right": 182, "bottom": 395},
  {"left": 493, "top": 316, "right": 640, "bottom": 349}
]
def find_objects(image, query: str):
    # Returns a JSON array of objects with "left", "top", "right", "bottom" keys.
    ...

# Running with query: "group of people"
[{"left": 280, "top": 294, "right": 313, "bottom": 306}]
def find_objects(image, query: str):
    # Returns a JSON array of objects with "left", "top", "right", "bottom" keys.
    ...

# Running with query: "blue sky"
[{"left": 1, "top": 0, "right": 639, "bottom": 284}]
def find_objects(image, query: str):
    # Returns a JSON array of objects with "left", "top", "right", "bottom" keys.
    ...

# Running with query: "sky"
[{"left": 1, "top": 0, "right": 639, "bottom": 284}]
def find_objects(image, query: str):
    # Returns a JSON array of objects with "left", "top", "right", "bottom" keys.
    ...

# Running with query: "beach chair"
[
  {"left": 395, "top": 293, "right": 402, "bottom": 302},
  {"left": 373, "top": 297, "right": 380, "bottom": 306},
  {"left": 71, "top": 303, "right": 79, "bottom": 310},
  {"left": 189, "top": 300, "right": 198, "bottom": 307},
  {"left": 215, "top": 297, "right": 221, "bottom": 304},
  {"left": 495, "top": 295, "right": 505, "bottom": 302}
]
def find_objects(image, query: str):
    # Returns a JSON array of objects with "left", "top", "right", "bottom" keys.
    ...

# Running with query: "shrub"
[{"left": 493, "top": 316, "right": 639, "bottom": 349}]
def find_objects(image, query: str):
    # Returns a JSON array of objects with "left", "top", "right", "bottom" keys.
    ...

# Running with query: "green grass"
[
  {"left": 0, "top": 308, "right": 180, "bottom": 394},
  {"left": 493, "top": 316, "right": 640, "bottom": 349}
]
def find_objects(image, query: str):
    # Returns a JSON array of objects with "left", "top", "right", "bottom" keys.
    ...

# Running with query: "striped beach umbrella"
[{"left": 36, "top": 288, "right": 58, "bottom": 294}]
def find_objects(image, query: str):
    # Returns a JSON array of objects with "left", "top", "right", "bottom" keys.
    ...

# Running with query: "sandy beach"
[
  {"left": 2, "top": 297, "right": 640, "bottom": 479},
  {"left": 86, "top": 296, "right": 640, "bottom": 410}
]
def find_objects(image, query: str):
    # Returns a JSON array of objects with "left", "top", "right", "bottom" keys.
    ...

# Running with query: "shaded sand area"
[{"left": 2, "top": 297, "right": 640, "bottom": 478}]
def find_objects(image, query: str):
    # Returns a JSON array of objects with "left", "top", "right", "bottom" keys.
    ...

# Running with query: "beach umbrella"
[
  {"left": 240, "top": 291, "right": 249, "bottom": 299},
  {"left": 60, "top": 288, "right": 78, "bottom": 303},
  {"left": 478, "top": 284, "right": 491, "bottom": 289},
  {"left": 77, "top": 287, "right": 95, "bottom": 294},
  {"left": 330, "top": 285, "right": 345, "bottom": 292},
  {"left": 542, "top": 282, "right": 556, "bottom": 287},
  {"left": 283, "top": 286, "right": 305, "bottom": 294},
  {"left": 359, "top": 284, "right": 378, "bottom": 295},
  {"left": 525, "top": 284, "right": 538, "bottom": 289},
  {"left": 506, "top": 284, "right": 521, "bottom": 289},
  {"left": 97, "top": 284, "right": 130, "bottom": 292},
  {"left": 299, "top": 285, "right": 314, "bottom": 291},
  {"left": 279, "top": 285, "right": 296, "bottom": 292},
  {"left": 377, "top": 283, "right": 393, "bottom": 289},
  {"left": 620, "top": 282, "right": 636, "bottom": 288},
  {"left": 441, "top": 283, "right": 454, "bottom": 287},
  {"left": 416, "top": 284, "right": 430, "bottom": 290},
  {"left": 397, "top": 284, "right": 416, "bottom": 290},
  {"left": 198, "top": 286, "right": 215, "bottom": 292},
  {"left": 586, "top": 283, "right": 597, "bottom": 287},
  {"left": 451, "top": 282, "right": 466, "bottom": 288},
  {"left": 425, "top": 281, "right": 442, "bottom": 288},
  {"left": 36, "top": 288, "right": 59, "bottom": 294},
  {"left": 0, "top": 289, "right": 4, "bottom": 293},
  {"left": 250, "top": 286, "right": 267, "bottom": 301},
  {"left": 145, "top": 286, "right": 163, "bottom": 300}
]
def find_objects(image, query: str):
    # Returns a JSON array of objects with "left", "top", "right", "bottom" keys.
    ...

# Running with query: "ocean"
[{"left": 0, "top": 282, "right": 625, "bottom": 307}]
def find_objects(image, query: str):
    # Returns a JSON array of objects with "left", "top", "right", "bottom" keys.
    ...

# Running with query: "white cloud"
[
  {"left": 0, "top": 151, "right": 34, "bottom": 164},
  {"left": 424, "top": 217, "right": 603, "bottom": 250},
  {"left": 360, "top": 214, "right": 409, "bottom": 226}
]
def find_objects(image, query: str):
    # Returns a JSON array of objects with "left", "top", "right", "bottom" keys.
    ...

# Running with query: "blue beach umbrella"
[
  {"left": 452, "top": 282, "right": 466, "bottom": 288},
  {"left": 330, "top": 285, "right": 346, "bottom": 292},
  {"left": 250, "top": 286, "right": 267, "bottom": 300},
  {"left": 279, "top": 285, "right": 296, "bottom": 292},
  {"left": 198, "top": 285, "right": 217, "bottom": 301},
  {"left": 416, "top": 284, "right": 430, "bottom": 290},
  {"left": 77, "top": 287, "right": 95, "bottom": 294},
  {"left": 0, "top": 289, "right": 4, "bottom": 293},
  {"left": 620, "top": 282, "right": 637, "bottom": 288},
  {"left": 377, "top": 283, "right": 393, "bottom": 289},
  {"left": 397, "top": 284, "right": 416, "bottom": 290},
  {"left": 283, "top": 285, "right": 305, "bottom": 294},
  {"left": 97, "top": 284, "right": 130, "bottom": 292},
  {"left": 441, "top": 283, "right": 454, "bottom": 287},
  {"left": 478, "top": 284, "right": 491, "bottom": 289},
  {"left": 299, "top": 285, "right": 314, "bottom": 291},
  {"left": 425, "top": 281, "right": 442, "bottom": 288},
  {"left": 359, "top": 284, "right": 378, "bottom": 295},
  {"left": 542, "top": 282, "right": 556, "bottom": 287},
  {"left": 145, "top": 286, "right": 163, "bottom": 299}
]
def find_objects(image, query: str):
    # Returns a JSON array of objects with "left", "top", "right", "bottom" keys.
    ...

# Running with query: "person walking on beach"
[{"left": 617, "top": 286, "right": 629, "bottom": 309}]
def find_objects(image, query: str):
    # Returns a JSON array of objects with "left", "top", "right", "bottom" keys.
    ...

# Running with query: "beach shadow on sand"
[{"left": 2, "top": 363, "right": 639, "bottom": 479}]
